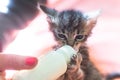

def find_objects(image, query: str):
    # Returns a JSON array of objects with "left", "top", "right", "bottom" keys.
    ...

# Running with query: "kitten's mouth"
[
  {"left": 53, "top": 44, "right": 61, "bottom": 50},
  {"left": 73, "top": 47, "right": 79, "bottom": 53},
  {"left": 73, "top": 43, "right": 82, "bottom": 53},
  {"left": 55, "top": 42, "right": 80, "bottom": 53}
]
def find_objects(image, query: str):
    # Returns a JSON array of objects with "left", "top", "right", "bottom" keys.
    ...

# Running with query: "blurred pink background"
[{"left": 5, "top": 0, "right": 120, "bottom": 77}]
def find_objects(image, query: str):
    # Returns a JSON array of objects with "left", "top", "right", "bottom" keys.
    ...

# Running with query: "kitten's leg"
[
  {"left": 57, "top": 53, "right": 84, "bottom": 80},
  {"left": 64, "top": 53, "right": 84, "bottom": 80},
  {"left": 79, "top": 46, "right": 102, "bottom": 80},
  {"left": 67, "top": 54, "right": 82, "bottom": 73}
]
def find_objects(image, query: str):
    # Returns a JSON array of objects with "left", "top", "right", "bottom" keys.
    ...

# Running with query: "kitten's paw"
[
  {"left": 70, "top": 54, "right": 77, "bottom": 64},
  {"left": 67, "top": 53, "right": 82, "bottom": 73}
]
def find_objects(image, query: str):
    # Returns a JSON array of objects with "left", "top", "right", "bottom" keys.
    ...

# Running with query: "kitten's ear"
[
  {"left": 84, "top": 10, "right": 101, "bottom": 34},
  {"left": 40, "top": 5, "right": 58, "bottom": 18}
]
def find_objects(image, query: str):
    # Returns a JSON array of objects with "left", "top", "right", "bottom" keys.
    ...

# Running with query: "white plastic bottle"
[{"left": 12, "top": 45, "right": 77, "bottom": 80}]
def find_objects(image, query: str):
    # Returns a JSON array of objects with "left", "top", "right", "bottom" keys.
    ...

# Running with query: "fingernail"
[{"left": 25, "top": 57, "right": 38, "bottom": 66}]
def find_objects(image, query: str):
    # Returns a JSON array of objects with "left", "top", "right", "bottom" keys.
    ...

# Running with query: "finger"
[{"left": 0, "top": 54, "right": 38, "bottom": 71}]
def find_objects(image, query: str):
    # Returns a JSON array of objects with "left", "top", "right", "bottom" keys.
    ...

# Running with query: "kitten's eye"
[
  {"left": 57, "top": 33, "right": 66, "bottom": 39},
  {"left": 75, "top": 34, "right": 85, "bottom": 41}
]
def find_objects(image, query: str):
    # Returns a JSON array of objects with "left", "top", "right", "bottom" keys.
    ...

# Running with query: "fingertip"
[
  {"left": 25, "top": 57, "right": 38, "bottom": 68},
  {"left": 0, "top": 54, "right": 38, "bottom": 70}
]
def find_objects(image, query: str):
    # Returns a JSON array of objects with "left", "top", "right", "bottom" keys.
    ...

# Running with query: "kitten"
[{"left": 40, "top": 5, "right": 120, "bottom": 80}]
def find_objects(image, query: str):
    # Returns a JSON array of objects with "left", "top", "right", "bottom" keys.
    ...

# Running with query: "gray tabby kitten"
[{"left": 40, "top": 5, "right": 120, "bottom": 80}]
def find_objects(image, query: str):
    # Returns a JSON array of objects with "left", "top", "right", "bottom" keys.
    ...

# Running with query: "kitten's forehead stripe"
[{"left": 57, "top": 10, "right": 85, "bottom": 32}]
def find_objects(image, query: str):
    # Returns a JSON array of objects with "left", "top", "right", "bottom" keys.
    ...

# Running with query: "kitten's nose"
[
  {"left": 67, "top": 40, "right": 74, "bottom": 47},
  {"left": 69, "top": 44, "right": 74, "bottom": 47}
]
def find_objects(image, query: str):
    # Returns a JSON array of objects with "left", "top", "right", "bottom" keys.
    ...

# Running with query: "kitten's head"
[{"left": 40, "top": 5, "right": 100, "bottom": 51}]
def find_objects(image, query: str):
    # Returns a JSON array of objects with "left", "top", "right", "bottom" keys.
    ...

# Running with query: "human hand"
[
  {"left": 0, "top": 54, "right": 38, "bottom": 80},
  {"left": 0, "top": 54, "right": 38, "bottom": 71},
  {"left": 0, "top": 13, "right": 56, "bottom": 80}
]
